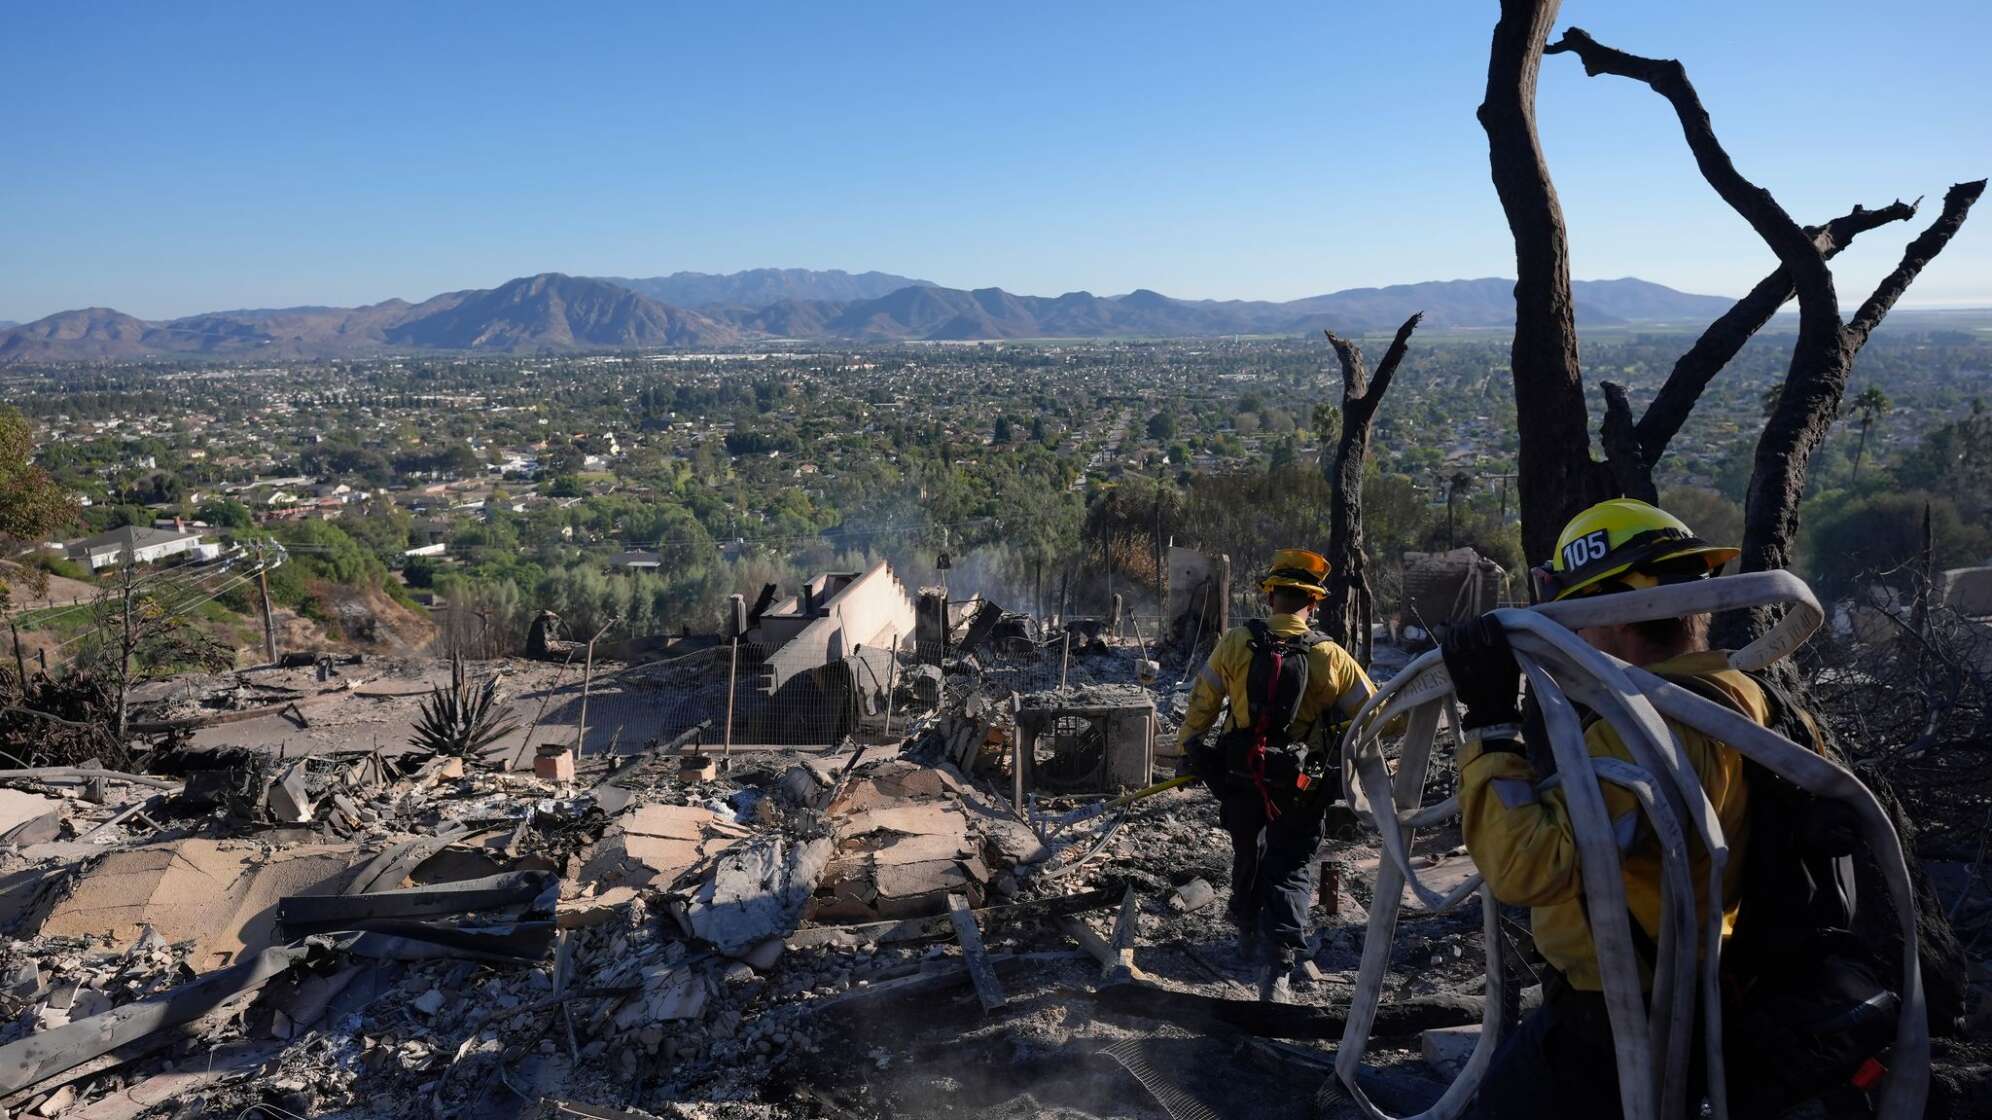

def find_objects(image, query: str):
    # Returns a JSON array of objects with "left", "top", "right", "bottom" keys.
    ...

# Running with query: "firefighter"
[
  {"left": 1442, "top": 498, "right": 1756, "bottom": 1117},
  {"left": 1176, "top": 548, "right": 1377, "bottom": 1000}
]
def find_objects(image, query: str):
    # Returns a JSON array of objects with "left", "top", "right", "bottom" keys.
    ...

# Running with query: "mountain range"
[
  {"left": 0, "top": 270, "right": 1736, "bottom": 363},
  {"left": 593, "top": 268, "right": 933, "bottom": 309}
]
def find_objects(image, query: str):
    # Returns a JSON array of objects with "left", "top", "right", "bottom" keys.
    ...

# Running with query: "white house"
[{"left": 67, "top": 525, "right": 206, "bottom": 570}]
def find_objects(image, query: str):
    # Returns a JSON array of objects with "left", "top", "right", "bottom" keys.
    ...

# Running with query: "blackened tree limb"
[
  {"left": 1543, "top": 27, "right": 1851, "bottom": 582},
  {"left": 1631, "top": 201, "right": 1917, "bottom": 467},
  {"left": 1845, "top": 181, "right": 1986, "bottom": 351},
  {"left": 1599, "top": 381, "right": 1655, "bottom": 504},
  {"left": 1745, "top": 181, "right": 1985, "bottom": 582},
  {"left": 1479, "top": 0, "right": 1611, "bottom": 568},
  {"left": 1544, "top": 29, "right": 1826, "bottom": 293},
  {"left": 1321, "top": 314, "right": 1422, "bottom": 664}
]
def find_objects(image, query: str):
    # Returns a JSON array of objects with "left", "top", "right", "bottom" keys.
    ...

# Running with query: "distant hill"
[
  {"left": 0, "top": 274, "right": 736, "bottom": 363},
  {"left": 711, "top": 276, "right": 1736, "bottom": 341},
  {"left": 596, "top": 268, "right": 934, "bottom": 309},
  {"left": 0, "top": 273, "right": 1736, "bottom": 362},
  {"left": 384, "top": 274, "right": 737, "bottom": 351}
]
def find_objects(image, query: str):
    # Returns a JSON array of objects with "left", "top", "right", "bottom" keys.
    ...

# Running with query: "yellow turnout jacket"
[
  {"left": 1458, "top": 649, "right": 1767, "bottom": 991},
  {"left": 1175, "top": 613, "right": 1376, "bottom": 753}
]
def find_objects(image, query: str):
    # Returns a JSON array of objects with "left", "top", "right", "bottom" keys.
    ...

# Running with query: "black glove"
[{"left": 1440, "top": 614, "right": 1522, "bottom": 731}]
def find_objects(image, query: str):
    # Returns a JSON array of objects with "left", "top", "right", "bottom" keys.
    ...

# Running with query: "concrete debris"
[
  {"left": 266, "top": 760, "right": 314, "bottom": 823},
  {"left": 0, "top": 789, "right": 64, "bottom": 846},
  {"left": 0, "top": 617, "right": 1854, "bottom": 1120},
  {"left": 34, "top": 839, "right": 359, "bottom": 971},
  {"left": 681, "top": 834, "right": 833, "bottom": 958},
  {"left": 1421, "top": 1024, "right": 1479, "bottom": 1080},
  {"left": 579, "top": 803, "right": 749, "bottom": 890},
  {"left": 1169, "top": 877, "right": 1216, "bottom": 913}
]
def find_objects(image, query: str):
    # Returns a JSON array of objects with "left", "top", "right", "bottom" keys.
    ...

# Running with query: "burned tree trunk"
[
  {"left": 1321, "top": 314, "right": 1422, "bottom": 664},
  {"left": 1544, "top": 27, "right": 1983, "bottom": 642},
  {"left": 1478, "top": 0, "right": 1615, "bottom": 569}
]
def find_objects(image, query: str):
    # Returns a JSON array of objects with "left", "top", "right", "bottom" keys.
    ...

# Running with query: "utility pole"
[{"left": 255, "top": 541, "right": 278, "bottom": 664}]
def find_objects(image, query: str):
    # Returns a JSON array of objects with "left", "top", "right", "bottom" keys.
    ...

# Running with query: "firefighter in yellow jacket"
[
  {"left": 1176, "top": 548, "right": 1376, "bottom": 1000},
  {"left": 1441, "top": 499, "right": 1755, "bottom": 1117}
]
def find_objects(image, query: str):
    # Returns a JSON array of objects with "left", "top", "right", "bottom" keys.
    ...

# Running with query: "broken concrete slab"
[
  {"left": 682, "top": 834, "right": 832, "bottom": 959},
  {"left": 579, "top": 803, "right": 749, "bottom": 891},
  {"left": 826, "top": 760, "right": 963, "bottom": 814},
  {"left": 556, "top": 886, "right": 640, "bottom": 929},
  {"left": 35, "top": 839, "right": 359, "bottom": 971},
  {"left": 1169, "top": 878, "right": 1216, "bottom": 913},
  {"left": 0, "top": 789, "right": 64, "bottom": 846},
  {"left": 611, "top": 965, "right": 708, "bottom": 1028},
  {"left": 266, "top": 761, "right": 313, "bottom": 823},
  {"left": 1421, "top": 1024, "right": 1478, "bottom": 1080}
]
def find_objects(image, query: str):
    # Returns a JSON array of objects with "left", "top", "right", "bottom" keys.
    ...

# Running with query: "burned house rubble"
[{"left": 0, "top": 578, "right": 1988, "bottom": 1120}]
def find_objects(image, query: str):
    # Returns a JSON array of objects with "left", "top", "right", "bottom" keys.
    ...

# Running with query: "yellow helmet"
[
  {"left": 1533, "top": 498, "right": 1739, "bottom": 602},
  {"left": 1261, "top": 548, "right": 1331, "bottom": 600}
]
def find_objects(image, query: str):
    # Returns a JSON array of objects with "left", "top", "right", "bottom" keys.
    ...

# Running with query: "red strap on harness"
[{"left": 1249, "top": 651, "right": 1283, "bottom": 820}]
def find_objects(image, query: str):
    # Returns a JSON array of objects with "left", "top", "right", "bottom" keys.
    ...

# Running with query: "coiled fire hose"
[{"left": 1333, "top": 570, "right": 1928, "bottom": 1120}]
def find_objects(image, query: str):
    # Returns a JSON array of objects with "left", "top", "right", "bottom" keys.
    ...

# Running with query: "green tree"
[
  {"left": 1897, "top": 401, "right": 1991, "bottom": 522},
  {"left": 195, "top": 498, "right": 255, "bottom": 529},
  {"left": 1146, "top": 411, "right": 1175, "bottom": 441},
  {"left": 0, "top": 407, "right": 77, "bottom": 610},
  {"left": 1802, "top": 491, "right": 1989, "bottom": 603},
  {"left": 1658, "top": 486, "right": 1745, "bottom": 553},
  {"left": 993, "top": 416, "right": 1014, "bottom": 443}
]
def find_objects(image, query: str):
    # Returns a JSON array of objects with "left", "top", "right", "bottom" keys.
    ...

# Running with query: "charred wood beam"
[
  {"left": 787, "top": 882, "right": 1122, "bottom": 948},
  {"left": 280, "top": 870, "right": 555, "bottom": 933},
  {"left": 0, "top": 942, "right": 314, "bottom": 1098},
  {"left": 1479, "top": 0, "right": 1606, "bottom": 565},
  {"left": 1091, "top": 982, "right": 1482, "bottom": 1039}
]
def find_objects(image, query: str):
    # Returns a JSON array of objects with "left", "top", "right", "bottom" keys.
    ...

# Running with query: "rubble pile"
[{"left": 0, "top": 600, "right": 1983, "bottom": 1120}]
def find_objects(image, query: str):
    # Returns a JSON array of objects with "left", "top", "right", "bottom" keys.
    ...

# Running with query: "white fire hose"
[{"left": 1333, "top": 570, "right": 1928, "bottom": 1120}]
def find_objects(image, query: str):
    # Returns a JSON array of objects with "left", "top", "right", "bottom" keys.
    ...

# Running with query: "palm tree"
[{"left": 1847, "top": 386, "right": 1892, "bottom": 486}]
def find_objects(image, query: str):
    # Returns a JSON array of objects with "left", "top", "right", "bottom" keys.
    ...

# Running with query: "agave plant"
[{"left": 412, "top": 653, "right": 521, "bottom": 758}]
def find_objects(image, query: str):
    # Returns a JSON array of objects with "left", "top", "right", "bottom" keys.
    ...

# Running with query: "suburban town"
[{"left": 2, "top": 2, "right": 1990, "bottom": 1119}]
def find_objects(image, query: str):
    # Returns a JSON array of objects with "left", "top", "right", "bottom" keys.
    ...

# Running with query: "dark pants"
[
  {"left": 1467, "top": 984, "right": 1708, "bottom": 1119},
  {"left": 1218, "top": 785, "right": 1324, "bottom": 957}
]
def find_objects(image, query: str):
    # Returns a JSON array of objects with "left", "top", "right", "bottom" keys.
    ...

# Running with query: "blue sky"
[{"left": 4, "top": 0, "right": 1988, "bottom": 321}]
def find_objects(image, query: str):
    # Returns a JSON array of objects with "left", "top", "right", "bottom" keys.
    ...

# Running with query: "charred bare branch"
[
  {"left": 1599, "top": 381, "right": 1654, "bottom": 504},
  {"left": 1846, "top": 180, "right": 1987, "bottom": 351},
  {"left": 1542, "top": 24, "right": 1980, "bottom": 644},
  {"left": 1544, "top": 29, "right": 1824, "bottom": 289},
  {"left": 1630, "top": 200, "right": 1918, "bottom": 470},
  {"left": 1321, "top": 313, "right": 1422, "bottom": 662}
]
